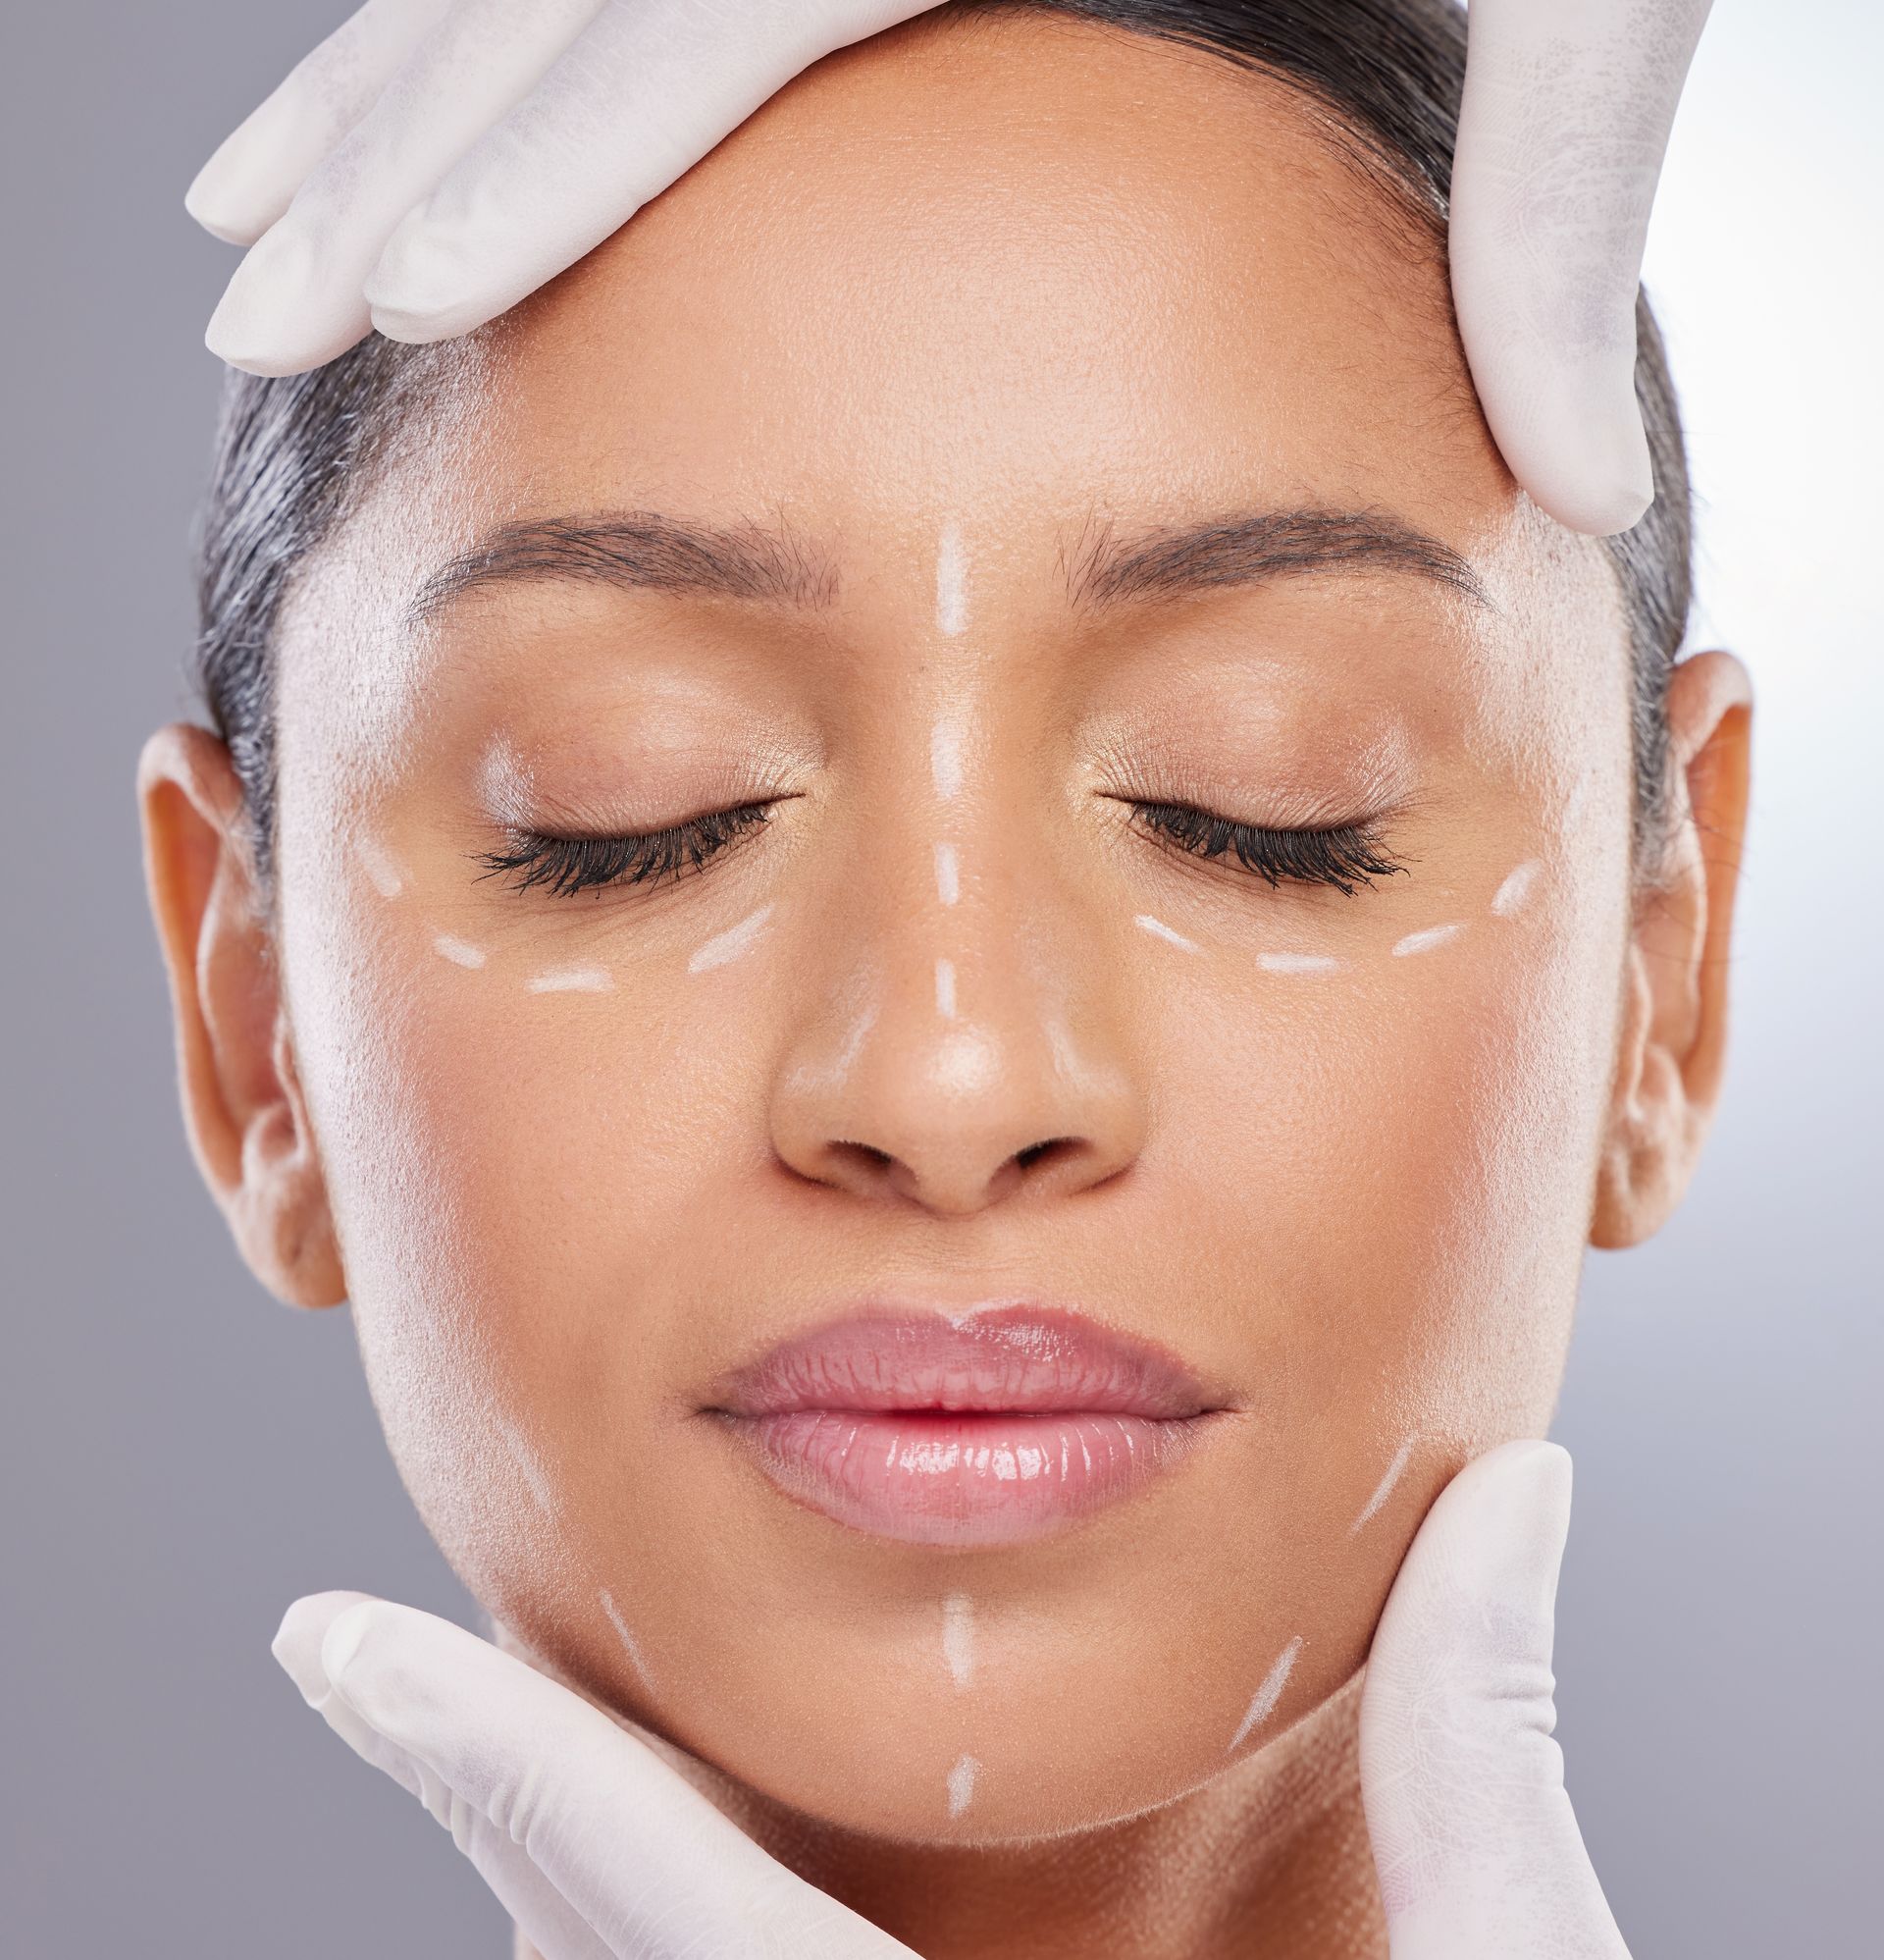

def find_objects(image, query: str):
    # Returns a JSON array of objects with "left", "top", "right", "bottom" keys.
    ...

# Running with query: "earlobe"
[
  {"left": 1592, "top": 651, "right": 1753, "bottom": 1248},
  {"left": 137, "top": 723, "right": 346, "bottom": 1308}
]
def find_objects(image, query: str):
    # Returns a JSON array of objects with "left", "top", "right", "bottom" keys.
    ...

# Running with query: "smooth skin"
[
  {"left": 143, "top": 14, "right": 1750, "bottom": 1956},
  {"left": 186, "top": 0, "right": 1717, "bottom": 534}
]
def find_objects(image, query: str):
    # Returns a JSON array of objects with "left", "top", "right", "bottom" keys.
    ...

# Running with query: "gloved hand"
[
  {"left": 272, "top": 1586, "right": 920, "bottom": 1958},
  {"left": 185, "top": 0, "right": 1710, "bottom": 537},
  {"left": 274, "top": 1439, "right": 1625, "bottom": 1958},
  {"left": 1359, "top": 1439, "right": 1630, "bottom": 1958}
]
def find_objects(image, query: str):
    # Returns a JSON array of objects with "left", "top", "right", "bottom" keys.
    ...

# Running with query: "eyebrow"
[
  {"left": 408, "top": 511, "right": 841, "bottom": 624},
  {"left": 409, "top": 503, "right": 1488, "bottom": 626},
  {"left": 1064, "top": 506, "right": 1489, "bottom": 609}
]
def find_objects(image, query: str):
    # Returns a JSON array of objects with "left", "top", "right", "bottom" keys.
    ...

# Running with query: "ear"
[
  {"left": 1591, "top": 651, "right": 1753, "bottom": 1248},
  {"left": 137, "top": 723, "right": 346, "bottom": 1307}
]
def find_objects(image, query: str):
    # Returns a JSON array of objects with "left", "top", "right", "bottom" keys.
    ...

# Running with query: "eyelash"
[
  {"left": 475, "top": 802, "right": 774, "bottom": 897},
  {"left": 1126, "top": 800, "right": 1405, "bottom": 895},
  {"left": 475, "top": 796, "right": 1404, "bottom": 899}
]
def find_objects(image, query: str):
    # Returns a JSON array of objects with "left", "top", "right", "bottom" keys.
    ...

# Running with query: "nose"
[{"left": 769, "top": 862, "right": 1147, "bottom": 1218}]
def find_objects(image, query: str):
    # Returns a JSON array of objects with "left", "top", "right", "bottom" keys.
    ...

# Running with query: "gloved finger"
[
  {"left": 1451, "top": 0, "right": 1712, "bottom": 536},
  {"left": 185, "top": 0, "right": 456, "bottom": 245},
  {"left": 205, "top": 0, "right": 605, "bottom": 375},
  {"left": 364, "top": 0, "right": 948, "bottom": 346},
  {"left": 1358, "top": 1441, "right": 1630, "bottom": 1960},
  {"left": 318, "top": 1596, "right": 918, "bottom": 1958},
  {"left": 275, "top": 1591, "right": 617, "bottom": 1960}
]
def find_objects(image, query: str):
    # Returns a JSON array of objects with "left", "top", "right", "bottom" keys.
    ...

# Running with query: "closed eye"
[
  {"left": 475, "top": 800, "right": 776, "bottom": 897},
  {"left": 1125, "top": 799, "right": 1405, "bottom": 895}
]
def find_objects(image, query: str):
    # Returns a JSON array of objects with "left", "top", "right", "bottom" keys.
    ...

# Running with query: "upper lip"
[{"left": 706, "top": 1302, "right": 1220, "bottom": 1420}]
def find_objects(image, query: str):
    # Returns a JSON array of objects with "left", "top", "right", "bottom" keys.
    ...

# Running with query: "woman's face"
[{"left": 264, "top": 16, "right": 1643, "bottom": 1840}]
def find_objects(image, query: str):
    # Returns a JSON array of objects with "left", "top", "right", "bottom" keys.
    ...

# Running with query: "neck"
[{"left": 499, "top": 1618, "right": 1386, "bottom": 1960}]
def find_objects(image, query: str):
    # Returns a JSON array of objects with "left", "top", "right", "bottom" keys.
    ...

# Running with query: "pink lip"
[{"left": 706, "top": 1304, "right": 1227, "bottom": 1547}]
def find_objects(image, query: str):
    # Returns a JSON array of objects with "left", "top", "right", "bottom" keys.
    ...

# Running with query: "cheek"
[
  {"left": 1166, "top": 889, "right": 1623, "bottom": 1514},
  {"left": 285, "top": 842, "right": 1627, "bottom": 1846},
  {"left": 287, "top": 892, "right": 747, "bottom": 1644}
]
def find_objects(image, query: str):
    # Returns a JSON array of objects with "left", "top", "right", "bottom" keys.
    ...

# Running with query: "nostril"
[{"left": 1015, "top": 1137, "right": 1075, "bottom": 1172}]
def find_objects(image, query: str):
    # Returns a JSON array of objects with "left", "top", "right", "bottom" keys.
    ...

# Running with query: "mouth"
[{"left": 704, "top": 1303, "right": 1231, "bottom": 1548}]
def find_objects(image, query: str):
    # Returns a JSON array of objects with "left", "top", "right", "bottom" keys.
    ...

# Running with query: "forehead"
[{"left": 461, "top": 10, "right": 1510, "bottom": 547}]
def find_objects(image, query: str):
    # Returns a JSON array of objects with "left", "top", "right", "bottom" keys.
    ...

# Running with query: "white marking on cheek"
[
  {"left": 1258, "top": 950, "right": 1342, "bottom": 975},
  {"left": 931, "top": 717, "right": 967, "bottom": 801},
  {"left": 527, "top": 965, "right": 614, "bottom": 994},
  {"left": 935, "top": 958, "right": 958, "bottom": 1020},
  {"left": 355, "top": 834, "right": 405, "bottom": 900},
  {"left": 942, "top": 1592, "right": 975, "bottom": 1688},
  {"left": 935, "top": 523, "right": 969, "bottom": 637},
  {"left": 1228, "top": 1635, "right": 1304, "bottom": 1752},
  {"left": 784, "top": 999, "right": 880, "bottom": 1093},
  {"left": 598, "top": 1588, "right": 656, "bottom": 1693},
  {"left": 688, "top": 902, "right": 774, "bottom": 974},
  {"left": 946, "top": 1752, "right": 980, "bottom": 1817},
  {"left": 1492, "top": 860, "right": 1542, "bottom": 918},
  {"left": 1135, "top": 913, "right": 1200, "bottom": 953},
  {"left": 433, "top": 932, "right": 487, "bottom": 969},
  {"left": 934, "top": 843, "right": 961, "bottom": 906},
  {"left": 1392, "top": 922, "right": 1465, "bottom": 959},
  {"left": 1349, "top": 1434, "right": 1417, "bottom": 1534},
  {"left": 1045, "top": 1016, "right": 1081, "bottom": 1086}
]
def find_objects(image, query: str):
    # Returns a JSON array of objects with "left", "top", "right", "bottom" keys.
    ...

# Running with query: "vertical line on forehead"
[
  {"left": 931, "top": 716, "right": 967, "bottom": 800},
  {"left": 947, "top": 1751, "right": 980, "bottom": 1817},
  {"left": 935, "top": 958, "right": 958, "bottom": 1020},
  {"left": 934, "top": 842, "right": 962, "bottom": 905},
  {"left": 936, "top": 523, "right": 969, "bottom": 637}
]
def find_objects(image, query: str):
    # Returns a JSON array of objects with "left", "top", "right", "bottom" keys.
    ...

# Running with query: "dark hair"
[{"left": 195, "top": 0, "right": 1689, "bottom": 888}]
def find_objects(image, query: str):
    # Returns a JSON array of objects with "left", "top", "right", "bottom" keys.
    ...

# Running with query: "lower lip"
[{"left": 718, "top": 1406, "right": 1211, "bottom": 1547}]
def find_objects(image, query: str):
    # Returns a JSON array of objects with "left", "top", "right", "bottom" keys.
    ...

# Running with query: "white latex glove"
[
  {"left": 1449, "top": 0, "right": 1713, "bottom": 532},
  {"left": 186, "top": 0, "right": 1710, "bottom": 537},
  {"left": 275, "top": 1438, "right": 1623, "bottom": 1957},
  {"left": 271, "top": 1587, "right": 919, "bottom": 1959},
  {"left": 186, "top": 0, "right": 946, "bottom": 374},
  {"left": 1360, "top": 1439, "right": 1630, "bottom": 1958}
]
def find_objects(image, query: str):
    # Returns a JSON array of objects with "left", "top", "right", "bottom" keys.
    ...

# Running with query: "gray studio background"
[{"left": 3, "top": 3, "right": 1877, "bottom": 1952}]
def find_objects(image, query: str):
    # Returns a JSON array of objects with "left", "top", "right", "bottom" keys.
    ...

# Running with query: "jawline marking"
[
  {"left": 1349, "top": 1434, "right": 1417, "bottom": 1534},
  {"left": 1228, "top": 1635, "right": 1304, "bottom": 1752}
]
